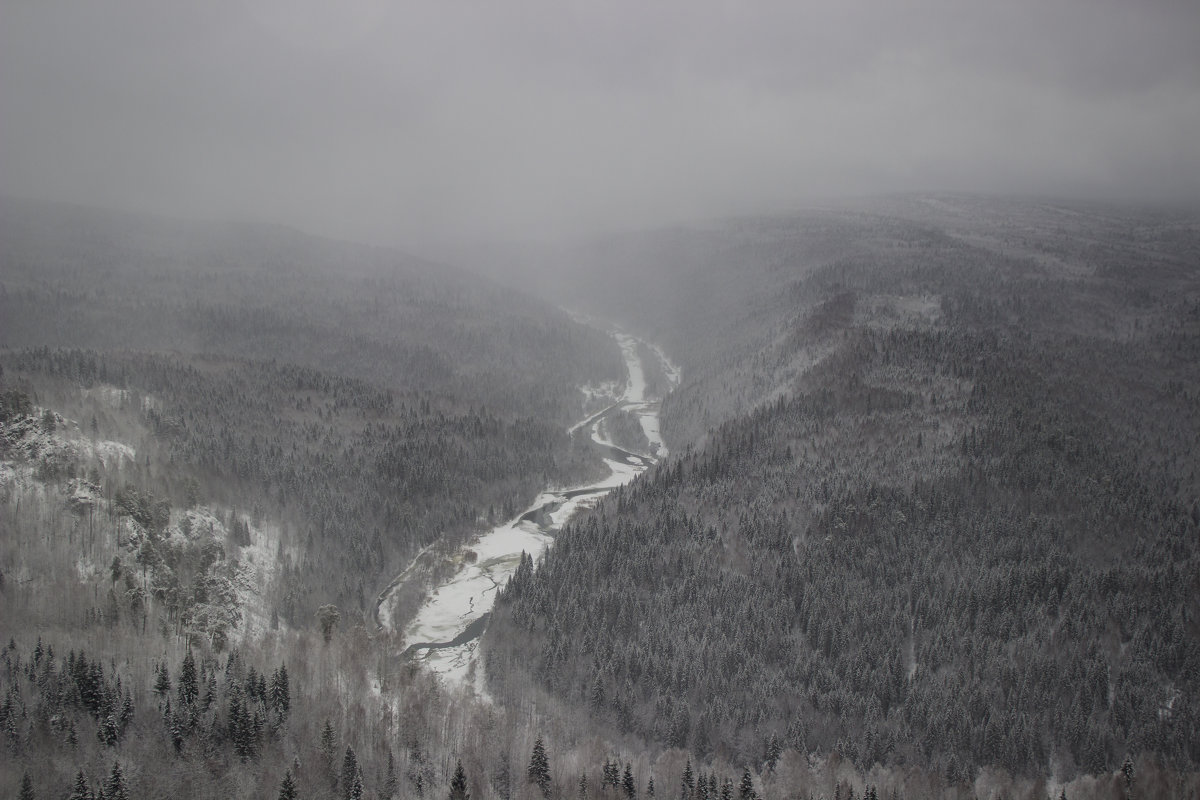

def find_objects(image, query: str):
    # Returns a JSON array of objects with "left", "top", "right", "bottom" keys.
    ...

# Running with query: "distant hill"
[
  {"left": 485, "top": 195, "right": 1200, "bottom": 783},
  {"left": 0, "top": 196, "right": 622, "bottom": 423}
]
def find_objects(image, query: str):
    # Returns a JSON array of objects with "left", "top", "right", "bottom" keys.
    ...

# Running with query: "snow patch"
[
  {"left": 83, "top": 385, "right": 130, "bottom": 409},
  {"left": 91, "top": 440, "right": 136, "bottom": 468},
  {"left": 615, "top": 333, "right": 648, "bottom": 404},
  {"left": 232, "top": 518, "right": 285, "bottom": 639},
  {"left": 181, "top": 506, "right": 289, "bottom": 639}
]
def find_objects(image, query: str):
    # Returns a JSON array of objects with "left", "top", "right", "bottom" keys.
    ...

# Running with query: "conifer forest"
[
  {"left": 3, "top": 194, "right": 1198, "bottom": 799},
  {"left": 2, "top": 3, "right": 1200, "bottom": 798}
]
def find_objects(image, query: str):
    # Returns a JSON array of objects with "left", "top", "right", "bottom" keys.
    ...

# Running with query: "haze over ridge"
[{"left": 2, "top": 0, "right": 1198, "bottom": 249}]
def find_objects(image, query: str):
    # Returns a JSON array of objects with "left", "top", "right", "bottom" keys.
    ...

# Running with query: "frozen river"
[{"left": 375, "top": 329, "right": 679, "bottom": 691}]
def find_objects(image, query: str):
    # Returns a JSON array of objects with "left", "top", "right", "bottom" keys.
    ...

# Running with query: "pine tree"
[
  {"left": 320, "top": 720, "right": 338, "bottom": 787},
  {"left": 179, "top": 650, "right": 198, "bottom": 706},
  {"left": 97, "top": 713, "right": 120, "bottom": 746},
  {"left": 278, "top": 770, "right": 298, "bottom": 800},
  {"left": 578, "top": 773, "right": 589, "bottom": 799},
  {"left": 720, "top": 778, "right": 733, "bottom": 800},
  {"left": 342, "top": 747, "right": 359, "bottom": 799},
  {"left": 622, "top": 763, "right": 636, "bottom": 799},
  {"left": 68, "top": 770, "right": 91, "bottom": 800},
  {"left": 118, "top": 691, "right": 134, "bottom": 732},
  {"left": 153, "top": 663, "right": 171, "bottom": 699},
  {"left": 170, "top": 709, "right": 184, "bottom": 754},
  {"left": 764, "top": 734, "right": 781, "bottom": 774},
  {"left": 589, "top": 673, "right": 605, "bottom": 710},
  {"left": 202, "top": 672, "right": 217, "bottom": 712},
  {"left": 19, "top": 772, "right": 34, "bottom": 800},
  {"left": 349, "top": 768, "right": 364, "bottom": 800},
  {"left": 738, "top": 769, "right": 754, "bottom": 800},
  {"left": 230, "top": 690, "right": 256, "bottom": 761},
  {"left": 527, "top": 735, "right": 551, "bottom": 798},
  {"left": 270, "top": 664, "right": 291, "bottom": 720},
  {"left": 251, "top": 710, "right": 264, "bottom": 755},
  {"left": 104, "top": 761, "right": 127, "bottom": 800},
  {"left": 680, "top": 760, "right": 695, "bottom": 800},
  {"left": 449, "top": 760, "right": 470, "bottom": 800},
  {"left": 603, "top": 759, "right": 620, "bottom": 789},
  {"left": 647, "top": 776, "right": 655, "bottom": 798}
]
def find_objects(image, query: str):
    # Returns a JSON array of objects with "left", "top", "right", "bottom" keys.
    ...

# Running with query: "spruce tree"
[
  {"left": 154, "top": 663, "right": 171, "bottom": 699},
  {"left": 68, "top": 770, "right": 91, "bottom": 800},
  {"left": 270, "top": 665, "right": 290, "bottom": 720},
  {"left": 320, "top": 720, "right": 338, "bottom": 787},
  {"left": 622, "top": 763, "right": 636, "bottom": 799},
  {"left": 179, "top": 650, "right": 198, "bottom": 706},
  {"left": 170, "top": 709, "right": 184, "bottom": 754},
  {"left": 764, "top": 734, "right": 781, "bottom": 774},
  {"left": 578, "top": 773, "right": 589, "bottom": 799},
  {"left": 104, "top": 761, "right": 127, "bottom": 800},
  {"left": 589, "top": 674, "right": 605, "bottom": 710},
  {"left": 738, "top": 769, "right": 754, "bottom": 800},
  {"left": 527, "top": 735, "right": 551, "bottom": 798},
  {"left": 449, "top": 760, "right": 470, "bottom": 800},
  {"left": 647, "top": 776, "right": 655, "bottom": 798},
  {"left": 278, "top": 770, "right": 298, "bottom": 800},
  {"left": 680, "top": 760, "right": 694, "bottom": 800},
  {"left": 118, "top": 692, "right": 134, "bottom": 733},
  {"left": 604, "top": 759, "right": 620, "bottom": 789},
  {"left": 19, "top": 772, "right": 35, "bottom": 800},
  {"left": 342, "top": 747, "right": 359, "bottom": 799},
  {"left": 97, "top": 713, "right": 120, "bottom": 747}
]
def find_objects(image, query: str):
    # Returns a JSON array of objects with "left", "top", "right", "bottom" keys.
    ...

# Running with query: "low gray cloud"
[{"left": 3, "top": 0, "right": 1198, "bottom": 247}]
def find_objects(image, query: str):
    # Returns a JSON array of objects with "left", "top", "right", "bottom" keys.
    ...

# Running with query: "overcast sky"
[{"left": 3, "top": 0, "right": 1199, "bottom": 247}]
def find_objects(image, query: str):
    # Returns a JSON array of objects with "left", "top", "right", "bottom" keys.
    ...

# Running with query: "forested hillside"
[
  {"left": 486, "top": 196, "right": 1200, "bottom": 791},
  {"left": 0, "top": 198, "right": 622, "bottom": 423},
  {"left": 0, "top": 199, "right": 634, "bottom": 797},
  {"left": 4, "top": 196, "right": 1199, "bottom": 800},
  {"left": 0, "top": 198, "right": 624, "bottom": 613}
]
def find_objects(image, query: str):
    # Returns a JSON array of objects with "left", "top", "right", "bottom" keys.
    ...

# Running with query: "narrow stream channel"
[{"left": 373, "top": 329, "right": 680, "bottom": 691}]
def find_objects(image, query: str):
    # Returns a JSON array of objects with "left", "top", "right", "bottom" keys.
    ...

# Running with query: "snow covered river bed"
[{"left": 375, "top": 330, "right": 679, "bottom": 690}]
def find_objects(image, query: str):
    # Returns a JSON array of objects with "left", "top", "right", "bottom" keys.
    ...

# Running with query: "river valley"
[{"left": 374, "top": 329, "right": 680, "bottom": 692}]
